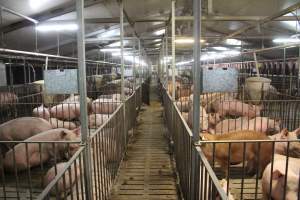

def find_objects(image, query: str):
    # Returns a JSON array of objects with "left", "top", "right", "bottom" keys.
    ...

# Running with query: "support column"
[
  {"left": 171, "top": 0, "right": 176, "bottom": 101},
  {"left": 120, "top": 0, "right": 125, "bottom": 101},
  {"left": 76, "top": 0, "right": 93, "bottom": 199},
  {"left": 191, "top": 0, "right": 202, "bottom": 199}
]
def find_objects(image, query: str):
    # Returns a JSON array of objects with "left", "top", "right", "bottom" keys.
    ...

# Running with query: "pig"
[
  {"left": 99, "top": 94, "right": 121, "bottom": 101},
  {"left": 91, "top": 99, "right": 120, "bottom": 114},
  {"left": 175, "top": 101, "right": 190, "bottom": 112},
  {"left": 212, "top": 99, "right": 262, "bottom": 118},
  {"left": 215, "top": 117, "right": 280, "bottom": 134},
  {"left": 187, "top": 106, "right": 209, "bottom": 131},
  {"left": 207, "top": 113, "right": 221, "bottom": 127},
  {"left": 262, "top": 154, "right": 300, "bottom": 200},
  {"left": 269, "top": 128, "right": 300, "bottom": 158},
  {"left": 0, "top": 117, "right": 52, "bottom": 144},
  {"left": 88, "top": 114, "right": 110, "bottom": 129},
  {"left": 200, "top": 131, "right": 272, "bottom": 177},
  {"left": 32, "top": 105, "right": 50, "bottom": 120},
  {"left": 50, "top": 103, "right": 80, "bottom": 120},
  {"left": 0, "top": 92, "right": 18, "bottom": 105},
  {"left": 62, "top": 94, "right": 80, "bottom": 103},
  {"left": 49, "top": 118, "right": 77, "bottom": 130},
  {"left": 4, "top": 128, "right": 80, "bottom": 172},
  {"left": 43, "top": 162, "right": 81, "bottom": 196},
  {"left": 51, "top": 97, "right": 92, "bottom": 120}
]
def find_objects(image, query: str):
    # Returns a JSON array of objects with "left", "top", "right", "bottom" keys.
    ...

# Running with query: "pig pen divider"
[
  {"left": 162, "top": 87, "right": 228, "bottom": 200},
  {"left": 36, "top": 86, "right": 141, "bottom": 199}
]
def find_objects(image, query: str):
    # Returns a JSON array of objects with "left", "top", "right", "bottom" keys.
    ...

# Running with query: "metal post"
[
  {"left": 191, "top": 0, "right": 202, "bottom": 199},
  {"left": 76, "top": 0, "right": 92, "bottom": 199},
  {"left": 138, "top": 39, "right": 141, "bottom": 86},
  {"left": 120, "top": 0, "right": 125, "bottom": 101},
  {"left": 133, "top": 41, "right": 136, "bottom": 91},
  {"left": 165, "top": 32, "right": 169, "bottom": 87},
  {"left": 171, "top": 0, "right": 176, "bottom": 101}
]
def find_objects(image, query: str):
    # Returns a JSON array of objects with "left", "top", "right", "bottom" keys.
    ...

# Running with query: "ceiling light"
[
  {"left": 97, "top": 28, "right": 120, "bottom": 38},
  {"left": 36, "top": 23, "right": 78, "bottom": 32},
  {"left": 226, "top": 39, "right": 242, "bottom": 46},
  {"left": 213, "top": 46, "right": 228, "bottom": 51},
  {"left": 154, "top": 29, "right": 165, "bottom": 35},
  {"left": 154, "top": 39, "right": 161, "bottom": 42},
  {"left": 273, "top": 38, "right": 300, "bottom": 44},
  {"left": 30, "top": 0, "right": 48, "bottom": 9},
  {"left": 175, "top": 38, "right": 205, "bottom": 44},
  {"left": 100, "top": 48, "right": 121, "bottom": 52},
  {"left": 155, "top": 43, "right": 161, "bottom": 46},
  {"left": 176, "top": 60, "right": 193, "bottom": 66},
  {"left": 108, "top": 41, "right": 128, "bottom": 47}
]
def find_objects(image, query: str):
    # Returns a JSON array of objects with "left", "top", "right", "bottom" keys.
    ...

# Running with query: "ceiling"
[{"left": 0, "top": 0, "right": 299, "bottom": 64}]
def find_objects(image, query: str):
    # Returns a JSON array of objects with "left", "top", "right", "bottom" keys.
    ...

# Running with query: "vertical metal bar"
[
  {"left": 120, "top": 0, "right": 125, "bottom": 101},
  {"left": 171, "top": 0, "right": 176, "bottom": 101},
  {"left": 192, "top": 0, "right": 201, "bottom": 141},
  {"left": 138, "top": 39, "right": 141, "bottom": 86},
  {"left": 165, "top": 29, "right": 169, "bottom": 87},
  {"left": 191, "top": 0, "right": 201, "bottom": 199},
  {"left": 76, "top": 0, "right": 93, "bottom": 199}
]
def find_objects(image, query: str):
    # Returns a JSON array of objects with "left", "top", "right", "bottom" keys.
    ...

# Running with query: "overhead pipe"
[
  {"left": 1, "top": 6, "right": 39, "bottom": 24},
  {"left": 175, "top": 15, "right": 300, "bottom": 21}
]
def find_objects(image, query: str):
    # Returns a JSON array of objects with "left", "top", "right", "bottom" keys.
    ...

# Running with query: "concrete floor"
[{"left": 110, "top": 80, "right": 178, "bottom": 200}]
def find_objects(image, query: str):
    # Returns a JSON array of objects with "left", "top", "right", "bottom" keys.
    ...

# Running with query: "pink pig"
[
  {"left": 262, "top": 154, "right": 300, "bottom": 200},
  {"left": 4, "top": 128, "right": 80, "bottom": 172},
  {"left": 32, "top": 105, "right": 50, "bottom": 120}
]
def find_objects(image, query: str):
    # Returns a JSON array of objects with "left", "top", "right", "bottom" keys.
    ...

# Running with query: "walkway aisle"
[{"left": 110, "top": 81, "right": 178, "bottom": 200}]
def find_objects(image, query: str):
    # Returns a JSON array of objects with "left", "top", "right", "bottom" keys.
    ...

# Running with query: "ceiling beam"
[
  {"left": 2, "top": 0, "right": 104, "bottom": 34},
  {"left": 213, "top": 2, "right": 300, "bottom": 45},
  {"left": 176, "top": 15, "right": 300, "bottom": 21}
]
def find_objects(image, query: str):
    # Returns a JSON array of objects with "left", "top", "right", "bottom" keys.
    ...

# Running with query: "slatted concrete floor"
[{"left": 110, "top": 85, "right": 179, "bottom": 200}]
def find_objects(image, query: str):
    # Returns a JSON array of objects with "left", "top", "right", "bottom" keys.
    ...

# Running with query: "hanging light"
[{"left": 36, "top": 23, "right": 78, "bottom": 32}]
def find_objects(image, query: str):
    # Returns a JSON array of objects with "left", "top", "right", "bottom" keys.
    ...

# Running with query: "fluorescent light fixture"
[
  {"left": 176, "top": 60, "right": 193, "bottom": 66},
  {"left": 273, "top": 38, "right": 300, "bottom": 44},
  {"left": 97, "top": 28, "right": 120, "bottom": 38},
  {"left": 100, "top": 48, "right": 122, "bottom": 52},
  {"left": 223, "top": 50, "right": 241, "bottom": 56},
  {"left": 154, "top": 39, "right": 161, "bottom": 42},
  {"left": 175, "top": 38, "right": 194, "bottom": 44},
  {"left": 154, "top": 29, "right": 165, "bottom": 35},
  {"left": 108, "top": 41, "right": 128, "bottom": 47},
  {"left": 175, "top": 38, "right": 205, "bottom": 44},
  {"left": 213, "top": 46, "right": 228, "bottom": 51},
  {"left": 155, "top": 43, "right": 162, "bottom": 46},
  {"left": 30, "top": 0, "right": 48, "bottom": 9},
  {"left": 36, "top": 23, "right": 78, "bottom": 32},
  {"left": 226, "top": 39, "right": 242, "bottom": 46}
]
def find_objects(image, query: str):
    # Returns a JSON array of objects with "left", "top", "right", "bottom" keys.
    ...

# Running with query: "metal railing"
[{"left": 162, "top": 88, "right": 228, "bottom": 200}]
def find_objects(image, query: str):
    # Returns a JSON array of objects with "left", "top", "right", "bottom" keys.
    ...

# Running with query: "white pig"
[
  {"left": 92, "top": 99, "right": 120, "bottom": 114},
  {"left": 0, "top": 117, "right": 52, "bottom": 143},
  {"left": 43, "top": 162, "right": 81, "bottom": 196},
  {"left": 262, "top": 154, "right": 300, "bottom": 200},
  {"left": 187, "top": 106, "right": 209, "bottom": 131},
  {"left": 49, "top": 118, "right": 77, "bottom": 130},
  {"left": 4, "top": 128, "right": 80, "bottom": 172},
  {"left": 32, "top": 105, "right": 50, "bottom": 120},
  {"left": 88, "top": 114, "right": 110, "bottom": 129}
]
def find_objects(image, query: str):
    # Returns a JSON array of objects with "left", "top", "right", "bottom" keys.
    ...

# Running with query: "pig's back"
[
  {"left": 215, "top": 130, "right": 269, "bottom": 140},
  {"left": 0, "top": 117, "right": 52, "bottom": 140},
  {"left": 25, "top": 128, "right": 67, "bottom": 142}
]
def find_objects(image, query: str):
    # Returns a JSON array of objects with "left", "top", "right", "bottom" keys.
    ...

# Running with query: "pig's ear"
[
  {"left": 73, "top": 127, "right": 81, "bottom": 136},
  {"left": 60, "top": 130, "right": 68, "bottom": 138},
  {"left": 293, "top": 128, "right": 300, "bottom": 136},
  {"left": 280, "top": 128, "right": 289, "bottom": 138},
  {"left": 272, "top": 169, "right": 284, "bottom": 179}
]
